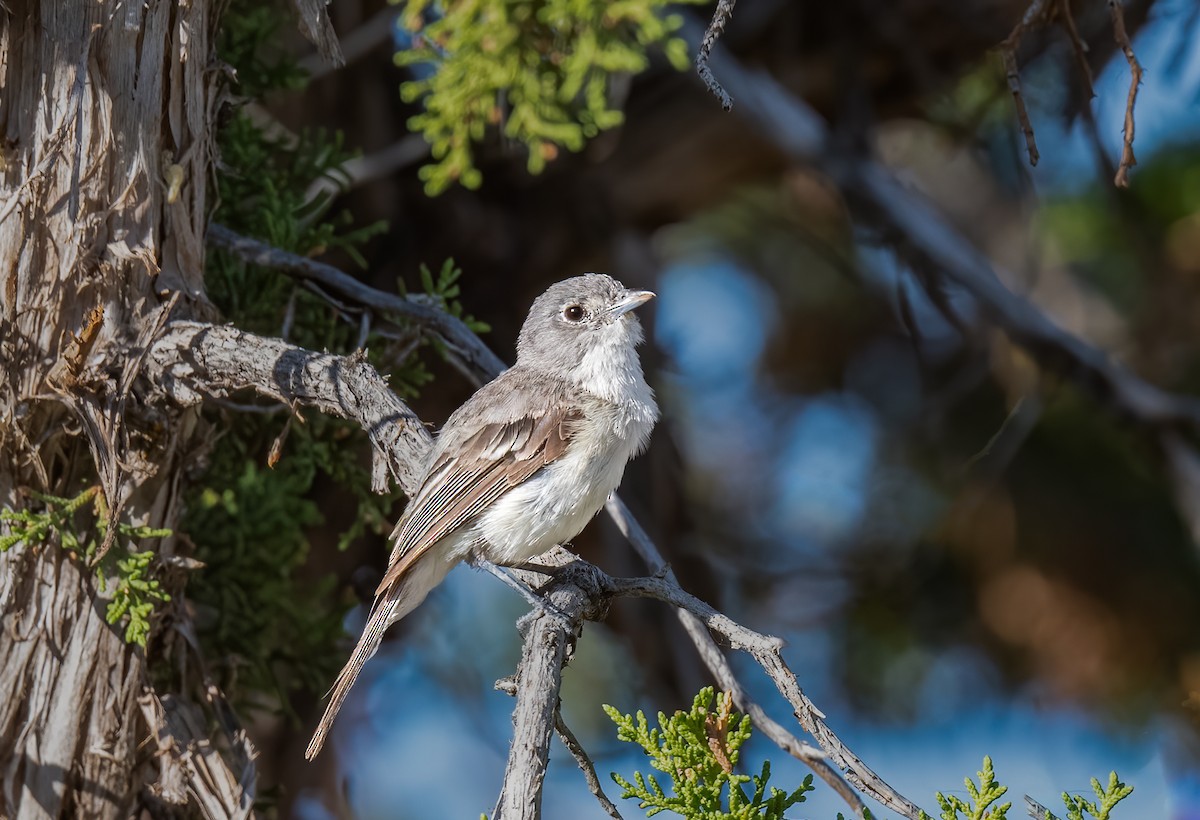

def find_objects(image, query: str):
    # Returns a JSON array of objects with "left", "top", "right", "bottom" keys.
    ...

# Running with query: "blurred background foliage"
[{"left": 194, "top": 0, "right": 1200, "bottom": 816}]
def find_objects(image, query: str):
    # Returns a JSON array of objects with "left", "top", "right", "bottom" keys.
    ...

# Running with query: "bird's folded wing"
[{"left": 375, "top": 404, "right": 581, "bottom": 596}]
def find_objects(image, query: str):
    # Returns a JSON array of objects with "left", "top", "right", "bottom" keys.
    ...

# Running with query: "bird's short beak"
[{"left": 608, "top": 289, "right": 655, "bottom": 317}]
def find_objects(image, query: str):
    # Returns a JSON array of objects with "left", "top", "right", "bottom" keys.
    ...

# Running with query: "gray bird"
[{"left": 306, "top": 273, "right": 658, "bottom": 759}]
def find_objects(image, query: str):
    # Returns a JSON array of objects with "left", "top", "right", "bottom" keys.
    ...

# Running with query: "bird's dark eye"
[{"left": 563, "top": 304, "right": 585, "bottom": 322}]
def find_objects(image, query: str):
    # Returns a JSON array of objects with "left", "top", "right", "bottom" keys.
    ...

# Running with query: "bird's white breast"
[{"left": 472, "top": 397, "right": 655, "bottom": 565}]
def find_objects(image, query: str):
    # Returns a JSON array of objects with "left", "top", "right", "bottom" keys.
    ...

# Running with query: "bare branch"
[
  {"left": 206, "top": 224, "right": 507, "bottom": 383},
  {"left": 606, "top": 573, "right": 783, "bottom": 654},
  {"left": 1108, "top": 0, "right": 1143, "bottom": 188},
  {"left": 145, "top": 321, "right": 432, "bottom": 495}
]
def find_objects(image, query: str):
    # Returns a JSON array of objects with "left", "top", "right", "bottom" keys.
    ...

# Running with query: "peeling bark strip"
[
  {"left": 138, "top": 689, "right": 256, "bottom": 819},
  {"left": 0, "top": 547, "right": 142, "bottom": 819},
  {"left": 0, "top": 1, "right": 216, "bottom": 816}
]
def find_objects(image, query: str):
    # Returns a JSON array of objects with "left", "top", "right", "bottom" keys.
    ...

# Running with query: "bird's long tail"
[
  {"left": 305, "top": 552, "right": 451, "bottom": 760},
  {"left": 305, "top": 596, "right": 398, "bottom": 760}
]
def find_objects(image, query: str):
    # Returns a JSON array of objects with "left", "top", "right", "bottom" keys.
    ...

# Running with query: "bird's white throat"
[{"left": 573, "top": 324, "right": 658, "bottom": 425}]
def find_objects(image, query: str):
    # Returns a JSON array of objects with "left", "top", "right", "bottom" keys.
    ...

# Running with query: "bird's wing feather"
[{"left": 375, "top": 401, "right": 581, "bottom": 596}]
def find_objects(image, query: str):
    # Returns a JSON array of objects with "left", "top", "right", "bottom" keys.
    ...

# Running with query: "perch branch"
[
  {"left": 495, "top": 550, "right": 609, "bottom": 819},
  {"left": 493, "top": 542, "right": 882, "bottom": 818},
  {"left": 606, "top": 573, "right": 785, "bottom": 654}
]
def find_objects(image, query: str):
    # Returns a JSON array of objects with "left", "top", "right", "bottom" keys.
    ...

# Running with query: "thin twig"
[
  {"left": 1108, "top": 0, "right": 1143, "bottom": 188},
  {"left": 554, "top": 707, "right": 624, "bottom": 820},
  {"left": 999, "top": 0, "right": 1051, "bottom": 167},
  {"left": 1056, "top": 0, "right": 1095, "bottom": 100},
  {"left": 696, "top": 0, "right": 737, "bottom": 110},
  {"left": 1001, "top": 48, "right": 1040, "bottom": 166}
]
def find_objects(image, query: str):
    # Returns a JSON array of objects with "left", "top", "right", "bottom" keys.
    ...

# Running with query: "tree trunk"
[{"left": 0, "top": 1, "right": 215, "bottom": 816}]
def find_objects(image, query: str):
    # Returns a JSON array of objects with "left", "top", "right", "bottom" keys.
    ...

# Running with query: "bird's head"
[{"left": 515, "top": 273, "right": 655, "bottom": 387}]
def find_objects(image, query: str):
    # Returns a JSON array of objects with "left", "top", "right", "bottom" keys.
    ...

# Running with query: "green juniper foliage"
[
  {"left": 914, "top": 758, "right": 1134, "bottom": 820},
  {"left": 393, "top": 0, "right": 701, "bottom": 194},
  {"left": 920, "top": 756, "right": 1012, "bottom": 820},
  {"left": 605, "top": 692, "right": 1135, "bottom": 820},
  {"left": 604, "top": 687, "right": 815, "bottom": 819},
  {"left": 1058, "top": 772, "right": 1135, "bottom": 820},
  {"left": 0, "top": 487, "right": 171, "bottom": 647},
  {"left": 192, "top": 1, "right": 484, "bottom": 713}
]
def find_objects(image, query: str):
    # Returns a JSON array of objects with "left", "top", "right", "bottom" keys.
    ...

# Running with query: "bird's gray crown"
[{"left": 514, "top": 273, "right": 653, "bottom": 390}]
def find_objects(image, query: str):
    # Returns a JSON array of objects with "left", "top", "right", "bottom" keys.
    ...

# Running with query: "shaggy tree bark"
[{"left": 0, "top": 1, "right": 218, "bottom": 816}]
